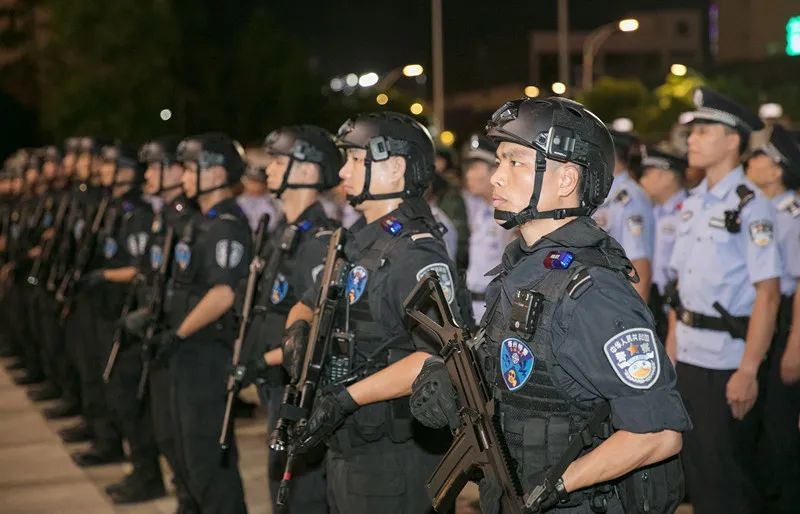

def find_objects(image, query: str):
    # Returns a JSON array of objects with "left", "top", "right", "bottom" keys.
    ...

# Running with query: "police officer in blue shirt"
[
  {"left": 592, "top": 129, "right": 654, "bottom": 301},
  {"left": 411, "top": 97, "right": 690, "bottom": 514},
  {"left": 745, "top": 124, "right": 800, "bottom": 514},
  {"left": 153, "top": 133, "right": 252, "bottom": 514},
  {"left": 667, "top": 87, "right": 782, "bottom": 514},
  {"left": 639, "top": 146, "right": 688, "bottom": 340},
  {"left": 462, "top": 133, "right": 515, "bottom": 323}
]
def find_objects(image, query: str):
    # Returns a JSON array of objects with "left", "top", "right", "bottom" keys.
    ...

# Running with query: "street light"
[
  {"left": 376, "top": 93, "right": 389, "bottom": 105},
  {"left": 552, "top": 82, "right": 567, "bottom": 95},
  {"left": 670, "top": 63, "right": 688, "bottom": 76},
  {"left": 403, "top": 64, "right": 424, "bottom": 77},
  {"left": 440, "top": 130, "right": 455, "bottom": 146},
  {"left": 581, "top": 17, "right": 639, "bottom": 90},
  {"left": 410, "top": 102, "right": 424, "bottom": 115},
  {"left": 358, "top": 72, "right": 379, "bottom": 87},
  {"left": 524, "top": 85, "right": 540, "bottom": 98}
]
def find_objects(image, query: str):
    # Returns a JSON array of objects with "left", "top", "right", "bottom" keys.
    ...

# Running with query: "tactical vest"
[
  {"left": 330, "top": 215, "right": 447, "bottom": 449},
  {"left": 482, "top": 247, "right": 630, "bottom": 510}
]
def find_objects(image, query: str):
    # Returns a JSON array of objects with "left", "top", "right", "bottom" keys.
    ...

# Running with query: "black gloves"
[
  {"left": 526, "top": 470, "right": 570, "bottom": 512},
  {"left": 410, "top": 356, "right": 460, "bottom": 430},
  {"left": 151, "top": 330, "right": 184, "bottom": 364},
  {"left": 281, "top": 320, "right": 310, "bottom": 383},
  {"left": 121, "top": 307, "right": 153, "bottom": 338},
  {"left": 296, "top": 384, "right": 359, "bottom": 452}
]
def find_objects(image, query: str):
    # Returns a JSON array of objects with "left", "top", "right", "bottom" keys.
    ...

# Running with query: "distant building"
[{"left": 528, "top": 8, "right": 704, "bottom": 88}]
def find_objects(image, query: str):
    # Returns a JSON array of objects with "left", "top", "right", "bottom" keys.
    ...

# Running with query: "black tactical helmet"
[
  {"left": 40, "top": 145, "right": 62, "bottom": 164},
  {"left": 64, "top": 137, "right": 81, "bottom": 156},
  {"left": 177, "top": 132, "right": 246, "bottom": 196},
  {"left": 139, "top": 136, "right": 179, "bottom": 167},
  {"left": 100, "top": 142, "right": 143, "bottom": 187},
  {"left": 263, "top": 125, "right": 342, "bottom": 197},
  {"left": 485, "top": 96, "right": 615, "bottom": 228},
  {"left": 336, "top": 111, "right": 435, "bottom": 205},
  {"left": 139, "top": 136, "right": 182, "bottom": 193},
  {"left": 462, "top": 133, "right": 498, "bottom": 166}
]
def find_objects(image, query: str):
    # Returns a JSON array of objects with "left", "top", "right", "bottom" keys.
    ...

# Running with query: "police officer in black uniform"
[
  {"left": 279, "top": 112, "right": 464, "bottom": 513},
  {"left": 43, "top": 138, "right": 90, "bottom": 421},
  {"left": 26, "top": 145, "right": 71, "bottom": 404},
  {"left": 154, "top": 133, "right": 251, "bottom": 514},
  {"left": 126, "top": 136, "right": 202, "bottom": 513},
  {"left": 240, "top": 124, "right": 341, "bottom": 513},
  {"left": 72, "top": 143, "right": 155, "bottom": 472},
  {"left": 411, "top": 97, "right": 691, "bottom": 513},
  {"left": 58, "top": 136, "right": 110, "bottom": 445}
]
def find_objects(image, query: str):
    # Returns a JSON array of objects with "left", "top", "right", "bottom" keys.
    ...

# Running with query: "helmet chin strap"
[
  {"left": 493, "top": 152, "right": 589, "bottom": 230},
  {"left": 157, "top": 162, "right": 183, "bottom": 195},
  {"left": 269, "top": 157, "right": 324, "bottom": 199},
  {"left": 345, "top": 157, "right": 406, "bottom": 207}
]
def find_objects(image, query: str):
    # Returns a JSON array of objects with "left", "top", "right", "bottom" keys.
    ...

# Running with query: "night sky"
[{"left": 272, "top": 0, "right": 708, "bottom": 92}]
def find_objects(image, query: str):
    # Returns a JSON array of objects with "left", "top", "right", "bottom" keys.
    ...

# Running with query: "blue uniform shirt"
[
  {"left": 463, "top": 192, "right": 515, "bottom": 322},
  {"left": 772, "top": 190, "right": 800, "bottom": 297},
  {"left": 669, "top": 166, "right": 782, "bottom": 369},
  {"left": 652, "top": 190, "right": 688, "bottom": 295},
  {"left": 592, "top": 170, "right": 655, "bottom": 261}
]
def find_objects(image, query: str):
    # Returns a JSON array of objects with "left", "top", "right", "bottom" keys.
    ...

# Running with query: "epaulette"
[
  {"left": 566, "top": 268, "right": 593, "bottom": 299},
  {"left": 314, "top": 229, "right": 334, "bottom": 239},
  {"left": 219, "top": 213, "right": 239, "bottom": 222}
]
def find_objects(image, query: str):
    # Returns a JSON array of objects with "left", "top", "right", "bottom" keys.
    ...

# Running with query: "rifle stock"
[{"left": 404, "top": 272, "right": 525, "bottom": 514}]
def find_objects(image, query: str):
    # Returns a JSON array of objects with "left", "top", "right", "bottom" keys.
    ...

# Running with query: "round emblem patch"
[
  {"left": 174, "top": 241, "right": 192, "bottom": 271},
  {"left": 149, "top": 245, "right": 163, "bottom": 271},
  {"left": 103, "top": 237, "right": 118, "bottom": 259},
  {"left": 271, "top": 273, "right": 289, "bottom": 304},
  {"left": 500, "top": 337, "right": 535, "bottom": 392},
  {"left": 602, "top": 328, "right": 660, "bottom": 389},
  {"left": 346, "top": 266, "right": 369, "bottom": 305}
]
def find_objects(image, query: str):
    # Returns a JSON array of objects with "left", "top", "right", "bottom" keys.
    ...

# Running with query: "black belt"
[{"left": 676, "top": 306, "right": 749, "bottom": 339}]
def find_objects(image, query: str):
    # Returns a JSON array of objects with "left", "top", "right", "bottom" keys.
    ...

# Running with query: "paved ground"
[{"left": 0, "top": 359, "right": 690, "bottom": 514}]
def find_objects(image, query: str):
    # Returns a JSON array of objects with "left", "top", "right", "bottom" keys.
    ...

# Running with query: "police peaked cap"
[{"left": 682, "top": 87, "right": 764, "bottom": 134}]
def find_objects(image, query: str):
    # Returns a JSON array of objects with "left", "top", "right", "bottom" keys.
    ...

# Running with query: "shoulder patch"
[
  {"left": 603, "top": 328, "right": 660, "bottom": 389},
  {"left": 626, "top": 215, "right": 644, "bottom": 237},
  {"left": 215, "top": 239, "right": 245, "bottom": 268},
  {"left": 416, "top": 262, "right": 455, "bottom": 304},
  {"left": 126, "top": 232, "right": 149, "bottom": 258},
  {"left": 748, "top": 220, "right": 773, "bottom": 247},
  {"left": 614, "top": 189, "right": 631, "bottom": 205}
]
